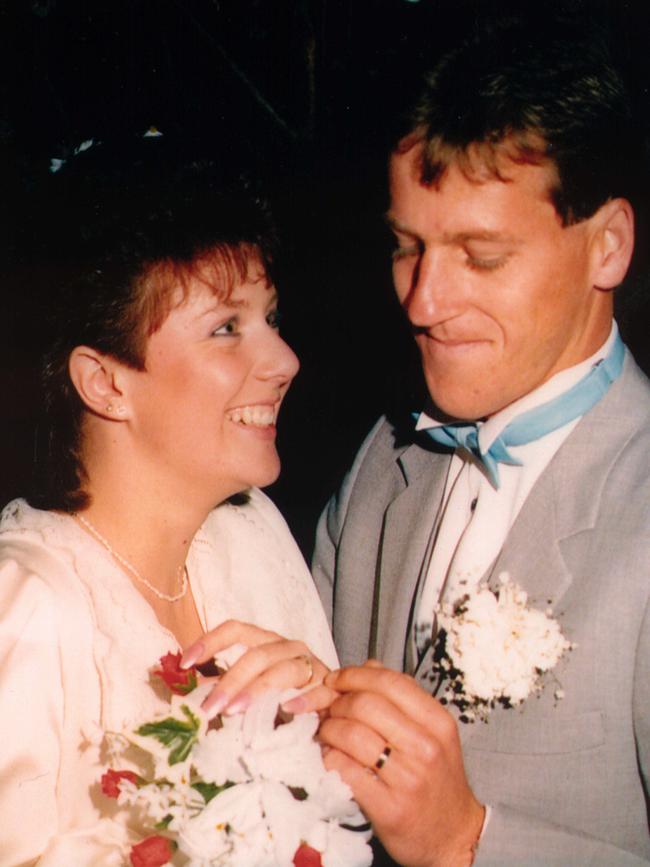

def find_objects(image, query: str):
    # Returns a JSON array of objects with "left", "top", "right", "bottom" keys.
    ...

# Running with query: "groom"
[{"left": 313, "top": 17, "right": 650, "bottom": 867}]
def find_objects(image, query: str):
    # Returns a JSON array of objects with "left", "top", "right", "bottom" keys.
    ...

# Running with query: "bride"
[{"left": 0, "top": 136, "right": 337, "bottom": 865}]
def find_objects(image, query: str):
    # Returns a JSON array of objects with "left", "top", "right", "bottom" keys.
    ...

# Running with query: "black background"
[{"left": 2, "top": 0, "right": 650, "bottom": 554}]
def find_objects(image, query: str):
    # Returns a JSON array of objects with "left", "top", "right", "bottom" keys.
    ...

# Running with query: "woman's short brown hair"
[{"left": 24, "top": 134, "right": 278, "bottom": 511}]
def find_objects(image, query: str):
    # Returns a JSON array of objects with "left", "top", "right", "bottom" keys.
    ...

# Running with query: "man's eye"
[
  {"left": 266, "top": 309, "right": 282, "bottom": 330},
  {"left": 466, "top": 255, "right": 508, "bottom": 272},
  {"left": 391, "top": 242, "right": 421, "bottom": 261},
  {"left": 212, "top": 318, "right": 239, "bottom": 336}
]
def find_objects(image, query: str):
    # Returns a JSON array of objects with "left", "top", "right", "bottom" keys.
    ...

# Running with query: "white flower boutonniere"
[{"left": 428, "top": 572, "right": 576, "bottom": 722}]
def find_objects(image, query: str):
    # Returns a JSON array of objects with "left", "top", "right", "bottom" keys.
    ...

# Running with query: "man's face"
[{"left": 388, "top": 144, "right": 613, "bottom": 420}]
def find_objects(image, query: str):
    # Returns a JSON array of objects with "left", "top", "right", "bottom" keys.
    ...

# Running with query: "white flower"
[
  {"left": 178, "top": 781, "right": 272, "bottom": 865},
  {"left": 102, "top": 663, "right": 372, "bottom": 866},
  {"left": 192, "top": 718, "right": 248, "bottom": 785},
  {"left": 433, "top": 572, "right": 574, "bottom": 719},
  {"left": 320, "top": 822, "right": 374, "bottom": 867}
]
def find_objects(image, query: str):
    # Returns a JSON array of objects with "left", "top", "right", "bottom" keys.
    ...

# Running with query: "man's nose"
[{"left": 401, "top": 249, "right": 459, "bottom": 327}]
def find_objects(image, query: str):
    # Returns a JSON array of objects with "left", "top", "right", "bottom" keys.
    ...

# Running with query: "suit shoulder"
[{"left": 350, "top": 414, "right": 416, "bottom": 470}]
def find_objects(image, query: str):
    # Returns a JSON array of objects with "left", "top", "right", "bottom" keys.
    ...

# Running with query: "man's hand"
[{"left": 319, "top": 661, "right": 485, "bottom": 867}]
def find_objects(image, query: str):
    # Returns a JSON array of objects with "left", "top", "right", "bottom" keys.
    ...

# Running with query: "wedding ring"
[
  {"left": 297, "top": 653, "right": 313, "bottom": 686},
  {"left": 374, "top": 745, "right": 392, "bottom": 770}
]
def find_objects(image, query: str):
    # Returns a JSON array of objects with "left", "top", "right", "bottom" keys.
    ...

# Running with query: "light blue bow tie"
[{"left": 416, "top": 333, "right": 625, "bottom": 488}]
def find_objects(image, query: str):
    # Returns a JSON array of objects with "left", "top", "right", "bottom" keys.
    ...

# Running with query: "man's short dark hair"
[{"left": 402, "top": 17, "right": 640, "bottom": 225}]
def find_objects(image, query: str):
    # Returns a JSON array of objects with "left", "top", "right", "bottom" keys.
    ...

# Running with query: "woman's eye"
[
  {"left": 212, "top": 318, "right": 239, "bottom": 336},
  {"left": 266, "top": 309, "right": 282, "bottom": 330}
]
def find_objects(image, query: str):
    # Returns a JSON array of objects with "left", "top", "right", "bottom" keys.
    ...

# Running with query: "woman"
[{"left": 0, "top": 135, "right": 336, "bottom": 865}]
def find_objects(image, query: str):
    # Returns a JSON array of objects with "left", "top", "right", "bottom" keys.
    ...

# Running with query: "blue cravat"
[{"left": 417, "top": 333, "right": 625, "bottom": 488}]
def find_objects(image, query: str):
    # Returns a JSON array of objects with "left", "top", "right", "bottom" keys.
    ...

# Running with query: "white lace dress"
[{"left": 0, "top": 489, "right": 337, "bottom": 866}]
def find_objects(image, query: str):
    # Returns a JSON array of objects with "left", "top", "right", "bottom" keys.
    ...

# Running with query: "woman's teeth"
[{"left": 227, "top": 406, "right": 275, "bottom": 426}]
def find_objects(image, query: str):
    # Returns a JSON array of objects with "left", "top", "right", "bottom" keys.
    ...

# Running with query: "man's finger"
[{"left": 325, "top": 665, "right": 455, "bottom": 740}]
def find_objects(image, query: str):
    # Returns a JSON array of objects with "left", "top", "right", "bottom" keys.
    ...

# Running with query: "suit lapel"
[
  {"left": 490, "top": 365, "right": 640, "bottom": 605},
  {"left": 454, "top": 360, "right": 645, "bottom": 745},
  {"left": 373, "top": 442, "right": 450, "bottom": 670}
]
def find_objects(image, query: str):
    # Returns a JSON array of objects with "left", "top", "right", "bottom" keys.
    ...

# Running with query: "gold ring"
[
  {"left": 374, "top": 745, "right": 392, "bottom": 770},
  {"left": 298, "top": 653, "right": 313, "bottom": 686}
]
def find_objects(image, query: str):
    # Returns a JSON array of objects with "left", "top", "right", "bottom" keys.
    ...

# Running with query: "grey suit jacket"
[{"left": 313, "top": 352, "right": 650, "bottom": 866}]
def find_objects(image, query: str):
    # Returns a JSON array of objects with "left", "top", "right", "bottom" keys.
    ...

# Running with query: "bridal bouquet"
[
  {"left": 100, "top": 650, "right": 372, "bottom": 867},
  {"left": 428, "top": 572, "right": 575, "bottom": 722}
]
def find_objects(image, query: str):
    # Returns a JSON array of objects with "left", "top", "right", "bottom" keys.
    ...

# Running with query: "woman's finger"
[
  {"left": 281, "top": 683, "right": 339, "bottom": 715},
  {"left": 201, "top": 643, "right": 327, "bottom": 718},
  {"left": 180, "top": 619, "right": 280, "bottom": 668}
]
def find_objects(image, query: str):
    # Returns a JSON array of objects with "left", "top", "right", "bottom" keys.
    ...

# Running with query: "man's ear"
[
  {"left": 68, "top": 346, "right": 131, "bottom": 420},
  {"left": 591, "top": 198, "right": 635, "bottom": 290}
]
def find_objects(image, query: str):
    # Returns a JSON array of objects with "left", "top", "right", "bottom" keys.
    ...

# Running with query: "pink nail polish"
[
  {"left": 281, "top": 695, "right": 306, "bottom": 714},
  {"left": 224, "top": 692, "right": 251, "bottom": 716},
  {"left": 201, "top": 690, "right": 228, "bottom": 719},
  {"left": 180, "top": 641, "right": 205, "bottom": 670}
]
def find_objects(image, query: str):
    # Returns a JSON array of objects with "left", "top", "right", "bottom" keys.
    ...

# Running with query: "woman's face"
[{"left": 124, "top": 262, "right": 299, "bottom": 504}]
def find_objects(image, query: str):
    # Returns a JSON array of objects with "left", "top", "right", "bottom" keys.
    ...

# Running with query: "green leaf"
[
  {"left": 136, "top": 705, "right": 200, "bottom": 765},
  {"left": 154, "top": 814, "right": 173, "bottom": 830},
  {"left": 191, "top": 780, "right": 234, "bottom": 804}
]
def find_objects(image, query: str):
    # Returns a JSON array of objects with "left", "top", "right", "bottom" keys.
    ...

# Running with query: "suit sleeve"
[
  {"left": 312, "top": 417, "right": 387, "bottom": 625},
  {"left": 633, "top": 592, "right": 650, "bottom": 807},
  {"left": 475, "top": 806, "right": 650, "bottom": 866}
]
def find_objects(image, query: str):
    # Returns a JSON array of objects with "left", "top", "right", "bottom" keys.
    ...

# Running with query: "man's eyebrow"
[
  {"left": 447, "top": 230, "right": 521, "bottom": 245},
  {"left": 384, "top": 214, "right": 414, "bottom": 234},
  {"left": 384, "top": 214, "right": 520, "bottom": 245}
]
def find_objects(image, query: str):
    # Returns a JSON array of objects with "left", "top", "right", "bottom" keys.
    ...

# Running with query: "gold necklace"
[{"left": 76, "top": 513, "right": 188, "bottom": 603}]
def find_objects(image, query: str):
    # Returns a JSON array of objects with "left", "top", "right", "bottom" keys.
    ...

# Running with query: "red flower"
[
  {"left": 100, "top": 769, "right": 140, "bottom": 799},
  {"left": 130, "top": 835, "right": 175, "bottom": 867},
  {"left": 153, "top": 652, "right": 198, "bottom": 695},
  {"left": 293, "top": 844, "right": 323, "bottom": 867}
]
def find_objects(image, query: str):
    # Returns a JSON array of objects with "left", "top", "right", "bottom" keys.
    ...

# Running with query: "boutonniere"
[{"left": 427, "top": 572, "right": 576, "bottom": 723}]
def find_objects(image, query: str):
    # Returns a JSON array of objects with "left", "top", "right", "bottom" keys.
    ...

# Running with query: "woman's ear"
[
  {"left": 68, "top": 346, "right": 131, "bottom": 420},
  {"left": 591, "top": 198, "right": 635, "bottom": 291}
]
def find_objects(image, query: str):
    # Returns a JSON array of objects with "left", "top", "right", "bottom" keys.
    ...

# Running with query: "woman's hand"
[{"left": 180, "top": 619, "right": 336, "bottom": 718}]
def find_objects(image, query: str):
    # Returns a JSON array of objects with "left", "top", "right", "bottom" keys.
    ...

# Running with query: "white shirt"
[{"left": 413, "top": 322, "right": 618, "bottom": 656}]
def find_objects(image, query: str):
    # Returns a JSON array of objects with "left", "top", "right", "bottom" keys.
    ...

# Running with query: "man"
[{"left": 313, "top": 19, "right": 650, "bottom": 867}]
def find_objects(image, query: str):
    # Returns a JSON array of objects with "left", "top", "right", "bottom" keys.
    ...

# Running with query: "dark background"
[{"left": 2, "top": 0, "right": 650, "bottom": 554}]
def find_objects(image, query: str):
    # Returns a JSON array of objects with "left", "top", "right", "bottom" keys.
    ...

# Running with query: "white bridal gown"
[{"left": 0, "top": 489, "right": 337, "bottom": 866}]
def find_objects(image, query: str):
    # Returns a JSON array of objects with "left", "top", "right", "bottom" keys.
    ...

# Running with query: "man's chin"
[{"left": 425, "top": 387, "right": 504, "bottom": 423}]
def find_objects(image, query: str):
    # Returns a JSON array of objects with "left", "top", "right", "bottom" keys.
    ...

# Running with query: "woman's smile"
[{"left": 123, "top": 265, "right": 299, "bottom": 504}]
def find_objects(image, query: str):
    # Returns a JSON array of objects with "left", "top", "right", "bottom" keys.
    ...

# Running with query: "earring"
[{"left": 105, "top": 403, "right": 114, "bottom": 413}]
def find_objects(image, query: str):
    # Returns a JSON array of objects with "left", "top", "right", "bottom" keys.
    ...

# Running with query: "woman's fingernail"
[
  {"left": 281, "top": 694, "right": 307, "bottom": 714},
  {"left": 224, "top": 691, "right": 251, "bottom": 716},
  {"left": 180, "top": 641, "right": 205, "bottom": 669},
  {"left": 201, "top": 689, "right": 229, "bottom": 719}
]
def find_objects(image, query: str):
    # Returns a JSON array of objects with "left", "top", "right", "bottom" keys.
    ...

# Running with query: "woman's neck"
[{"left": 77, "top": 492, "right": 199, "bottom": 597}]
